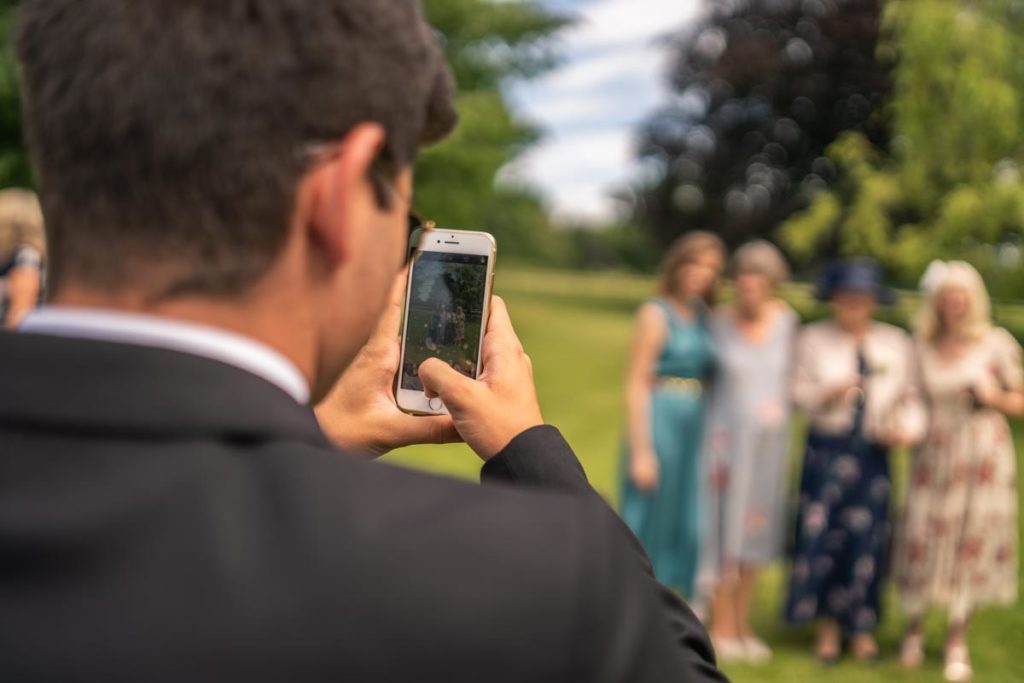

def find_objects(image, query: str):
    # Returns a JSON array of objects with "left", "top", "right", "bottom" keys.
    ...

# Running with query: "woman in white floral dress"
[{"left": 895, "top": 261, "right": 1024, "bottom": 682}]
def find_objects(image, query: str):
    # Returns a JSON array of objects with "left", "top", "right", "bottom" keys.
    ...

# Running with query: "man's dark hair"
[{"left": 16, "top": 0, "right": 457, "bottom": 297}]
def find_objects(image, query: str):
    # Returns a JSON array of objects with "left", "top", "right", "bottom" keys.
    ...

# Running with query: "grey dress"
[{"left": 698, "top": 304, "right": 797, "bottom": 592}]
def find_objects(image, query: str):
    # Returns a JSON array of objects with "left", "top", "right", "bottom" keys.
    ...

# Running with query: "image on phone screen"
[{"left": 401, "top": 251, "right": 489, "bottom": 391}]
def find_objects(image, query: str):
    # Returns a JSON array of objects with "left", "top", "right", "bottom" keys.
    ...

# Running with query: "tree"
[
  {"left": 0, "top": 0, "right": 31, "bottom": 188},
  {"left": 634, "top": 0, "right": 891, "bottom": 253},
  {"left": 417, "top": 0, "right": 568, "bottom": 264},
  {"left": 780, "top": 0, "right": 1024, "bottom": 294}
]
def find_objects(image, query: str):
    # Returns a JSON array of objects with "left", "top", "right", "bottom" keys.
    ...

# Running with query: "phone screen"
[{"left": 401, "top": 251, "right": 489, "bottom": 391}]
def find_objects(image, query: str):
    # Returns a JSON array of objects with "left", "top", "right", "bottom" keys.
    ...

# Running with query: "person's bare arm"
[
  {"left": 791, "top": 326, "right": 858, "bottom": 413},
  {"left": 623, "top": 303, "right": 667, "bottom": 491},
  {"left": 4, "top": 266, "right": 41, "bottom": 329},
  {"left": 982, "top": 388, "right": 1024, "bottom": 417},
  {"left": 975, "top": 329, "right": 1024, "bottom": 418},
  {"left": 789, "top": 326, "right": 820, "bottom": 412}
]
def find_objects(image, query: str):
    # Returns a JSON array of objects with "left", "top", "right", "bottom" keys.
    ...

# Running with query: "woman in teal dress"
[{"left": 621, "top": 231, "right": 724, "bottom": 597}]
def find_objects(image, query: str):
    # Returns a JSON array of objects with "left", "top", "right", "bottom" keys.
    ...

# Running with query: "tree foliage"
[
  {"left": 780, "top": 0, "right": 1024, "bottom": 293},
  {"left": 634, "top": 0, "right": 890, "bottom": 252},
  {"left": 0, "top": 0, "right": 30, "bottom": 188},
  {"left": 415, "top": 0, "right": 569, "bottom": 263}
]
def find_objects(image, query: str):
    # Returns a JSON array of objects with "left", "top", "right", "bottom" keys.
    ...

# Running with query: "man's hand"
[
  {"left": 315, "top": 271, "right": 460, "bottom": 457},
  {"left": 418, "top": 296, "right": 544, "bottom": 460}
]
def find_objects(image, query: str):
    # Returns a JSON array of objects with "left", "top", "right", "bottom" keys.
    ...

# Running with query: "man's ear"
[{"left": 295, "top": 122, "right": 387, "bottom": 267}]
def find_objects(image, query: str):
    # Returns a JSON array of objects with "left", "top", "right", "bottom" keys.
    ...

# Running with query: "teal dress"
[{"left": 620, "top": 298, "right": 717, "bottom": 597}]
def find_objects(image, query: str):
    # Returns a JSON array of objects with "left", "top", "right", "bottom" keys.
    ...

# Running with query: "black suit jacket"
[{"left": 0, "top": 331, "right": 725, "bottom": 682}]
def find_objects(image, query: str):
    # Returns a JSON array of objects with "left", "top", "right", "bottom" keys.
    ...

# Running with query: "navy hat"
[{"left": 814, "top": 258, "right": 895, "bottom": 304}]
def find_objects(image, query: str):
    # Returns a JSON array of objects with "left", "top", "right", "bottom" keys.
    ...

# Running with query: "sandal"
[
  {"left": 944, "top": 643, "right": 973, "bottom": 682},
  {"left": 741, "top": 635, "right": 772, "bottom": 663},
  {"left": 712, "top": 637, "right": 747, "bottom": 664}
]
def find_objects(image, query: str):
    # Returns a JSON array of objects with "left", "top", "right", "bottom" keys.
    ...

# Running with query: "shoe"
[
  {"left": 741, "top": 636, "right": 772, "bottom": 663},
  {"left": 944, "top": 644, "right": 973, "bottom": 682},
  {"left": 712, "top": 637, "right": 747, "bottom": 663},
  {"left": 900, "top": 632, "right": 924, "bottom": 669}
]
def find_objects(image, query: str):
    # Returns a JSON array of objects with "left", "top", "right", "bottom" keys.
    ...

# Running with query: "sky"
[{"left": 504, "top": 0, "right": 704, "bottom": 224}]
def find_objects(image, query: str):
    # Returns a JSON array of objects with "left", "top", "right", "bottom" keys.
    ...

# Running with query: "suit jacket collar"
[
  {"left": 0, "top": 331, "right": 330, "bottom": 446},
  {"left": 19, "top": 306, "right": 310, "bottom": 403}
]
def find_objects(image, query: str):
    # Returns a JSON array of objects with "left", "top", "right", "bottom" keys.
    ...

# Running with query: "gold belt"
[{"left": 654, "top": 376, "right": 703, "bottom": 394}]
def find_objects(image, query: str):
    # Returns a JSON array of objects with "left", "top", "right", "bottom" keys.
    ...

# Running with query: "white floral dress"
[{"left": 895, "top": 328, "right": 1021, "bottom": 621}]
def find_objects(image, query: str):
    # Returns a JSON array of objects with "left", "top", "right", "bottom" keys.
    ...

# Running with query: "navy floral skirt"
[{"left": 784, "top": 431, "right": 892, "bottom": 634}]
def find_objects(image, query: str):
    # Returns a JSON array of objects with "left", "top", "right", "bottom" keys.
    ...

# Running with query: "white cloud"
[
  {"left": 503, "top": 129, "right": 634, "bottom": 222},
  {"left": 506, "top": 0, "right": 703, "bottom": 224},
  {"left": 561, "top": 0, "right": 700, "bottom": 54}
]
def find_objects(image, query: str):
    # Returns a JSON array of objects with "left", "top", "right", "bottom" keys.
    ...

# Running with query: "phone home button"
[{"left": 428, "top": 397, "right": 444, "bottom": 412}]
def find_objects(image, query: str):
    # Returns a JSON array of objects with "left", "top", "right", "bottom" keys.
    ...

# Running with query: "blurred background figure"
[
  {"left": 699, "top": 240, "right": 797, "bottom": 663},
  {"left": 895, "top": 261, "right": 1023, "bottom": 682},
  {"left": 0, "top": 188, "right": 45, "bottom": 329},
  {"left": 786, "top": 259, "right": 924, "bottom": 665},
  {"left": 620, "top": 231, "right": 724, "bottom": 599}
]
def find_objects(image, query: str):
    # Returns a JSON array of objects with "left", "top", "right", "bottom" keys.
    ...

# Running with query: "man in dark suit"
[{"left": 1, "top": 1, "right": 726, "bottom": 681}]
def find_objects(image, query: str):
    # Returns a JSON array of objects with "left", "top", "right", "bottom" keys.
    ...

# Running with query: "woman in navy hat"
[{"left": 785, "top": 259, "right": 926, "bottom": 664}]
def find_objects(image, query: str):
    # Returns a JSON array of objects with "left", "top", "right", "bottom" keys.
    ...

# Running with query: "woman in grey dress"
[{"left": 699, "top": 241, "right": 797, "bottom": 663}]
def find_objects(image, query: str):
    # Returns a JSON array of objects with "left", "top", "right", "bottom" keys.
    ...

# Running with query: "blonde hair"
[
  {"left": 657, "top": 230, "right": 726, "bottom": 304},
  {"left": 0, "top": 188, "right": 46, "bottom": 255},
  {"left": 732, "top": 239, "right": 790, "bottom": 286},
  {"left": 915, "top": 260, "right": 991, "bottom": 343}
]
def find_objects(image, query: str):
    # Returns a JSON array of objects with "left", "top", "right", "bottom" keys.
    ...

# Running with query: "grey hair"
[{"left": 732, "top": 240, "right": 790, "bottom": 286}]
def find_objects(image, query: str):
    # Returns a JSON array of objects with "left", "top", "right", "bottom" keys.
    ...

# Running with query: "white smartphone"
[{"left": 395, "top": 227, "right": 497, "bottom": 416}]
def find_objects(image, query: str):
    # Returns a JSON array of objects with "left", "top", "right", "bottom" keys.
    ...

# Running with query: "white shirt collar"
[{"left": 19, "top": 307, "right": 310, "bottom": 404}]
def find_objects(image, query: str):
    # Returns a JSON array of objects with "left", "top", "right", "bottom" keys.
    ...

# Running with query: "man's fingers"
[
  {"left": 418, "top": 358, "right": 475, "bottom": 407},
  {"left": 486, "top": 295, "right": 512, "bottom": 335},
  {"left": 483, "top": 296, "right": 523, "bottom": 354},
  {"left": 374, "top": 268, "right": 409, "bottom": 342}
]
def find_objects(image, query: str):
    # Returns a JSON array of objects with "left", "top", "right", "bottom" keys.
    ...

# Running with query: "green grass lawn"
[{"left": 383, "top": 267, "right": 1024, "bottom": 682}]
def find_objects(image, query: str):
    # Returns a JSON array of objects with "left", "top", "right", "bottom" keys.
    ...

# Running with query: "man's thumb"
[{"left": 418, "top": 358, "right": 475, "bottom": 405}]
